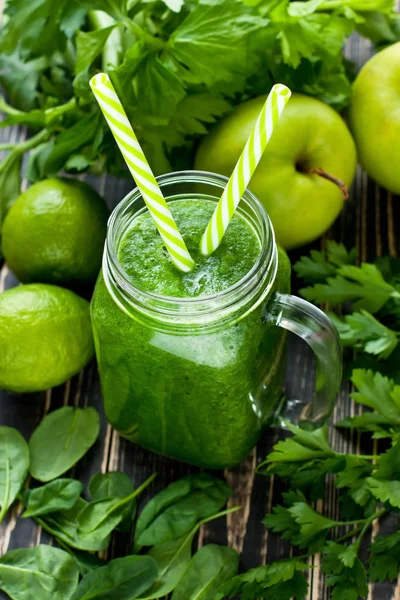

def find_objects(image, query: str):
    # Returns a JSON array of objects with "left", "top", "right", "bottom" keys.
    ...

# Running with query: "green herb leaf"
[
  {"left": 263, "top": 457, "right": 341, "bottom": 500},
  {"left": 29, "top": 406, "right": 100, "bottom": 482},
  {"left": 336, "top": 412, "right": 397, "bottom": 436},
  {"left": 322, "top": 543, "right": 368, "bottom": 600},
  {"left": 78, "top": 474, "right": 156, "bottom": 542},
  {"left": 350, "top": 369, "right": 400, "bottom": 421},
  {"left": 23, "top": 478, "right": 83, "bottom": 518},
  {"left": 301, "top": 263, "right": 399, "bottom": 312},
  {"left": 334, "top": 455, "right": 373, "bottom": 490},
  {"left": 70, "top": 555, "right": 158, "bottom": 600},
  {"left": 42, "top": 112, "right": 102, "bottom": 177},
  {"left": 75, "top": 25, "right": 116, "bottom": 74},
  {"left": 264, "top": 491, "right": 338, "bottom": 551},
  {"left": 332, "top": 310, "right": 399, "bottom": 359},
  {"left": 215, "top": 559, "right": 309, "bottom": 600},
  {"left": 0, "top": 545, "right": 79, "bottom": 600},
  {"left": 0, "top": 426, "right": 29, "bottom": 523},
  {"left": 260, "top": 423, "right": 335, "bottom": 465},
  {"left": 294, "top": 250, "right": 338, "bottom": 283},
  {"left": 288, "top": 502, "right": 338, "bottom": 539},
  {"left": 0, "top": 51, "right": 47, "bottom": 111},
  {"left": 366, "top": 479, "right": 400, "bottom": 508},
  {"left": 169, "top": 0, "right": 264, "bottom": 88},
  {"left": 171, "top": 544, "right": 239, "bottom": 600},
  {"left": 369, "top": 532, "right": 400, "bottom": 582},
  {"left": 294, "top": 242, "right": 357, "bottom": 283},
  {"left": 134, "top": 474, "right": 231, "bottom": 550}
]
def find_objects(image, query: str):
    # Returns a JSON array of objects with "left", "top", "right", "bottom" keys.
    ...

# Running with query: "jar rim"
[{"left": 104, "top": 170, "right": 277, "bottom": 328}]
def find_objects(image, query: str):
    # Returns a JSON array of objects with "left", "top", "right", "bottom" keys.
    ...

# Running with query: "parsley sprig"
[{"left": 231, "top": 244, "right": 400, "bottom": 599}]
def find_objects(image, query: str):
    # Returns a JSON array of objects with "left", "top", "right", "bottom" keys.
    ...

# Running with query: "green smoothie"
[
  {"left": 118, "top": 199, "right": 260, "bottom": 296},
  {"left": 91, "top": 197, "right": 291, "bottom": 468}
]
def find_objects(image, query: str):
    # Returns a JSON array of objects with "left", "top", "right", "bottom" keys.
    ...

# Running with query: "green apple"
[
  {"left": 195, "top": 94, "right": 357, "bottom": 249},
  {"left": 348, "top": 42, "right": 400, "bottom": 194}
]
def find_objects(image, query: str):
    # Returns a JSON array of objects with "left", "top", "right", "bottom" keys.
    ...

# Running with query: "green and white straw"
[
  {"left": 90, "top": 73, "right": 195, "bottom": 273},
  {"left": 200, "top": 84, "right": 292, "bottom": 257}
]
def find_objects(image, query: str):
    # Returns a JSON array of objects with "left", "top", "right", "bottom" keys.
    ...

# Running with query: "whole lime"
[
  {"left": 2, "top": 178, "right": 109, "bottom": 287},
  {"left": 0, "top": 284, "right": 94, "bottom": 393}
]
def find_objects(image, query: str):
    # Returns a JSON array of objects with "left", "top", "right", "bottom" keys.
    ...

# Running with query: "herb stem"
[
  {"left": 336, "top": 527, "right": 362, "bottom": 544},
  {"left": 0, "top": 143, "right": 16, "bottom": 151},
  {"left": 317, "top": 0, "right": 346, "bottom": 7},
  {"left": 353, "top": 454, "right": 378, "bottom": 460},
  {"left": 354, "top": 508, "right": 387, "bottom": 551},
  {"left": 13, "top": 129, "right": 50, "bottom": 155},
  {"left": 201, "top": 505, "right": 242, "bottom": 524}
]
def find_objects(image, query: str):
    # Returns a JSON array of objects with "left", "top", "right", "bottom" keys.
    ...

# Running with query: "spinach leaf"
[
  {"left": 138, "top": 535, "right": 192, "bottom": 600},
  {"left": 78, "top": 474, "right": 156, "bottom": 542},
  {"left": 23, "top": 479, "right": 83, "bottom": 518},
  {"left": 70, "top": 555, "right": 158, "bottom": 600},
  {"left": 29, "top": 406, "right": 100, "bottom": 482},
  {"left": 171, "top": 544, "right": 239, "bottom": 600},
  {"left": 89, "top": 471, "right": 134, "bottom": 501},
  {"left": 35, "top": 497, "right": 110, "bottom": 552},
  {"left": 134, "top": 474, "right": 231, "bottom": 550},
  {"left": 0, "top": 545, "right": 79, "bottom": 600},
  {"left": 137, "top": 507, "right": 240, "bottom": 600},
  {"left": 89, "top": 471, "right": 135, "bottom": 532},
  {"left": 58, "top": 542, "right": 106, "bottom": 577},
  {"left": 0, "top": 426, "right": 29, "bottom": 523}
]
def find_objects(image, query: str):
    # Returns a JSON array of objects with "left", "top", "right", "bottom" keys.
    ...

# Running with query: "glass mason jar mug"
[{"left": 91, "top": 171, "right": 342, "bottom": 469}]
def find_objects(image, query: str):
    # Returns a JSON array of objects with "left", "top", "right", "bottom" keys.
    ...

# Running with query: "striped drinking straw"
[
  {"left": 200, "top": 84, "right": 292, "bottom": 257},
  {"left": 90, "top": 73, "right": 195, "bottom": 273}
]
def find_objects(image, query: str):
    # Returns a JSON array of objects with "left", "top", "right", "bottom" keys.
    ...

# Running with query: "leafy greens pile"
[
  {"left": 0, "top": 407, "right": 240, "bottom": 599},
  {"left": 0, "top": 0, "right": 399, "bottom": 215},
  {"left": 3, "top": 245, "right": 400, "bottom": 598}
]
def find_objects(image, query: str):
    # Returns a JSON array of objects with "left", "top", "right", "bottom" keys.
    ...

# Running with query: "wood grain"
[{"left": 1, "top": 30, "right": 399, "bottom": 600}]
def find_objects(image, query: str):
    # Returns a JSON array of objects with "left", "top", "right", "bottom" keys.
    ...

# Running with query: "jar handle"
[{"left": 265, "top": 292, "right": 342, "bottom": 427}]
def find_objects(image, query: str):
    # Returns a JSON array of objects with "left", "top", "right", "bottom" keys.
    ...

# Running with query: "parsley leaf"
[
  {"left": 369, "top": 532, "right": 400, "bottom": 582},
  {"left": 289, "top": 502, "right": 338, "bottom": 540},
  {"left": 261, "top": 422, "right": 335, "bottom": 463},
  {"left": 337, "top": 370, "right": 400, "bottom": 436},
  {"left": 367, "top": 479, "right": 400, "bottom": 508},
  {"left": 331, "top": 310, "right": 399, "bottom": 359},
  {"left": 264, "top": 492, "right": 341, "bottom": 551},
  {"left": 301, "top": 263, "right": 400, "bottom": 313},
  {"left": 216, "top": 559, "right": 309, "bottom": 600},
  {"left": 258, "top": 424, "right": 341, "bottom": 500},
  {"left": 322, "top": 543, "right": 368, "bottom": 600},
  {"left": 294, "top": 242, "right": 357, "bottom": 283},
  {"left": 350, "top": 369, "right": 400, "bottom": 422},
  {"left": 366, "top": 437, "right": 400, "bottom": 508}
]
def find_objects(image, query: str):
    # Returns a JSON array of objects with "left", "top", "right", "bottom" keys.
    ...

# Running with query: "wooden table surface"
[{"left": 1, "top": 29, "right": 400, "bottom": 600}]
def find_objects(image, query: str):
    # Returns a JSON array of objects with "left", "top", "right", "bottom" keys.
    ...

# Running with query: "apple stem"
[{"left": 305, "top": 166, "right": 349, "bottom": 200}]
